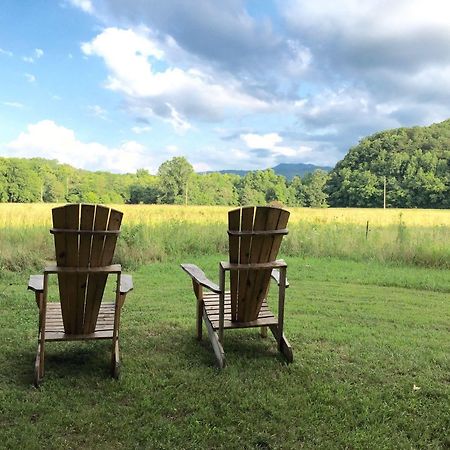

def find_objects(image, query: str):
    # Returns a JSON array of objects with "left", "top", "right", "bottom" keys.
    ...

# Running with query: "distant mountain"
[
  {"left": 272, "top": 163, "right": 332, "bottom": 180},
  {"left": 202, "top": 162, "right": 332, "bottom": 180}
]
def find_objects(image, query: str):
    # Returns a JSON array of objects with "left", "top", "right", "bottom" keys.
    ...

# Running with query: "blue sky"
[{"left": 1, "top": 0, "right": 449, "bottom": 173}]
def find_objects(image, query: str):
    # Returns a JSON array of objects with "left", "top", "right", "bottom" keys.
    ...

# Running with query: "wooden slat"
[
  {"left": 76, "top": 204, "right": 95, "bottom": 334},
  {"left": 203, "top": 293, "right": 276, "bottom": 329},
  {"left": 45, "top": 330, "right": 114, "bottom": 341},
  {"left": 236, "top": 206, "right": 254, "bottom": 321},
  {"left": 250, "top": 207, "right": 281, "bottom": 319},
  {"left": 64, "top": 204, "right": 80, "bottom": 334},
  {"left": 50, "top": 229, "right": 120, "bottom": 235},
  {"left": 220, "top": 260, "right": 287, "bottom": 270},
  {"left": 260, "top": 209, "right": 290, "bottom": 304},
  {"left": 241, "top": 206, "right": 268, "bottom": 321},
  {"left": 84, "top": 205, "right": 109, "bottom": 333},
  {"left": 52, "top": 206, "right": 69, "bottom": 330},
  {"left": 227, "top": 229, "right": 288, "bottom": 236},
  {"left": 210, "top": 316, "right": 278, "bottom": 330},
  {"left": 87, "top": 207, "right": 123, "bottom": 333},
  {"left": 44, "top": 303, "right": 115, "bottom": 339},
  {"left": 228, "top": 208, "right": 240, "bottom": 321},
  {"left": 44, "top": 264, "right": 122, "bottom": 274}
]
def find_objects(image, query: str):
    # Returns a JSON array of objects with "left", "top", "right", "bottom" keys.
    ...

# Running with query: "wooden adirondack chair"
[
  {"left": 28, "top": 204, "right": 133, "bottom": 386},
  {"left": 181, "top": 206, "right": 293, "bottom": 368}
]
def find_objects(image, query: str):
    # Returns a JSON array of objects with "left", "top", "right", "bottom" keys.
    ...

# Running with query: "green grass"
[{"left": 1, "top": 256, "right": 449, "bottom": 449}]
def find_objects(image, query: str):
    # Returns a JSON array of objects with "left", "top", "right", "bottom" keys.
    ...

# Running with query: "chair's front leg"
[
  {"left": 39, "top": 273, "right": 49, "bottom": 380},
  {"left": 192, "top": 280, "right": 204, "bottom": 340},
  {"left": 111, "top": 273, "right": 122, "bottom": 379},
  {"left": 277, "top": 266, "right": 287, "bottom": 351}
]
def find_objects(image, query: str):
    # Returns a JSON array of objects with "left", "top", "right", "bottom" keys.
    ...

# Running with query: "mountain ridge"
[{"left": 201, "top": 162, "right": 332, "bottom": 180}]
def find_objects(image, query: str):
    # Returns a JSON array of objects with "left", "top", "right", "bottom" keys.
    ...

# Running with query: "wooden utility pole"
[
  {"left": 383, "top": 176, "right": 386, "bottom": 209},
  {"left": 185, "top": 180, "right": 188, "bottom": 206}
]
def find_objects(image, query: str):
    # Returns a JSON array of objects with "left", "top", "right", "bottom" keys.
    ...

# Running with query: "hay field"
[{"left": 0, "top": 204, "right": 449, "bottom": 270}]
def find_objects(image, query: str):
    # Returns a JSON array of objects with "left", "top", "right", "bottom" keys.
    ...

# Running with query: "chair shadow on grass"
[
  {"left": 148, "top": 321, "right": 287, "bottom": 369},
  {"left": 5, "top": 341, "right": 115, "bottom": 388},
  {"left": 7, "top": 325, "right": 290, "bottom": 388}
]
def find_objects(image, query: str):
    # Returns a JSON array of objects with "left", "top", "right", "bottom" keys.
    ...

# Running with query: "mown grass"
[{"left": 0, "top": 256, "right": 449, "bottom": 449}]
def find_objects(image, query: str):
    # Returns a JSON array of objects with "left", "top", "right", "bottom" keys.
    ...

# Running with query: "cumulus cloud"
[
  {"left": 81, "top": 27, "right": 270, "bottom": 129},
  {"left": 80, "top": 0, "right": 310, "bottom": 82},
  {"left": 4, "top": 120, "right": 155, "bottom": 173},
  {"left": 69, "top": 0, "right": 450, "bottom": 166},
  {"left": 242, "top": 132, "right": 312, "bottom": 157},
  {"left": 69, "top": 0, "right": 94, "bottom": 13}
]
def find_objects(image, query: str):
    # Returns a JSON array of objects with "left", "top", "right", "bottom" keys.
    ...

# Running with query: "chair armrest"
[
  {"left": 120, "top": 275, "right": 133, "bottom": 294},
  {"left": 28, "top": 275, "right": 44, "bottom": 292},
  {"left": 271, "top": 269, "right": 289, "bottom": 288},
  {"left": 180, "top": 264, "right": 221, "bottom": 293}
]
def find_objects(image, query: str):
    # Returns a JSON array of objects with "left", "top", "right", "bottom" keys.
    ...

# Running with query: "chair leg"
[
  {"left": 269, "top": 325, "right": 293, "bottom": 363},
  {"left": 260, "top": 326, "right": 268, "bottom": 338},
  {"left": 204, "top": 316, "right": 226, "bottom": 369},
  {"left": 111, "top": 339, "right": 120, "bottom": 379},
  {"left": 34, "top": 341, "right": 42, "bottom": 387},
  {"left": 196, "top": 299, "right": 203, "bottom": 340}
]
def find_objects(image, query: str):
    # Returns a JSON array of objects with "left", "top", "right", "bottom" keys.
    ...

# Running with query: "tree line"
[
  {"left": 0, "top": 119, "right": 448, "bottom": 208},
  {"left": 0, "top": 156, "right": 329, "bottom": 207}
]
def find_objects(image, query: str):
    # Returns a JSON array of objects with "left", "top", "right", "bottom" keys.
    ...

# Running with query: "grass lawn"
[{"left": 0, "top": 256, "right": 449, "bottom": 449}]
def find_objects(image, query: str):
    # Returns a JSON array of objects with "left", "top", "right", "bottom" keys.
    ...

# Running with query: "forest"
[{"left": 0, "top": 119, "right": 448, "bottom": 208}]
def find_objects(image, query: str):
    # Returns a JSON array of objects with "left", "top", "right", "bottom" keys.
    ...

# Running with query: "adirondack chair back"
[
  {"left": 51, "top": 204, "right": 123, "bottom": 334},
  {"left": 228, "top": 206, "right": 289, "bottom": 323}
]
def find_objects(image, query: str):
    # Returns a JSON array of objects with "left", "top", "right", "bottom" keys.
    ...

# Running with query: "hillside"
[{"left": 326, "top": 119, "right": 450, "bottom": 208}]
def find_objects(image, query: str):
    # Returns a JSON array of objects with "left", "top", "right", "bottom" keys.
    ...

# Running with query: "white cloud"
[
  {"left": 24, "top": 73, "right": 36, "bottom": 83},
  {"left": 22, "top": 48, "right": 44, "bottom": 64},
  {"left": 81, "top": 27, "right": 270, "bottom": 129},
  {"left": 2, "top": 101, "right": 24, "bottom": 108},
  {"left": 0, "top": 48, "right": 13, "bottom": 57},
  {"left": 241, "top": 132, "right": 312, "bottom": 158},
  {"left": 4, "top": 120, "right": 155, "bottom": 173},
  {"left": 241, "top": 133, "right": 283, "bottom": 150},
  {"left": 87, "top": 104, "right": 107, "bottom": 119},
  {"left": 69, "top": 0, "right": 93, "bottom": 13},
  {"left": 131, "top": 125, "right": 151, "bottom": 134}
]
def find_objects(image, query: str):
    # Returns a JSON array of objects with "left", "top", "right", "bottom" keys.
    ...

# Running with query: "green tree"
[
  {"left": 303, "top": 170, "right": 329, "bottom": 207},
  {"left": 188, "top": 173, "right": 239, "bottom": 205},
  {"left": 157, "top": 157, "right": 194, "bottom": 204},
  {"left": 327, "top": 119, "right": 450, "bottom": 208}
]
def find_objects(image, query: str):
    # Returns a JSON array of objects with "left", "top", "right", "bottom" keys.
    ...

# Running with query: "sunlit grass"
[
  {"left": 0, "top": 204, "right": 449, "bottom": 271},
  {"left": 1, "top": 204, "right": 449, "bottom": 227}
]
